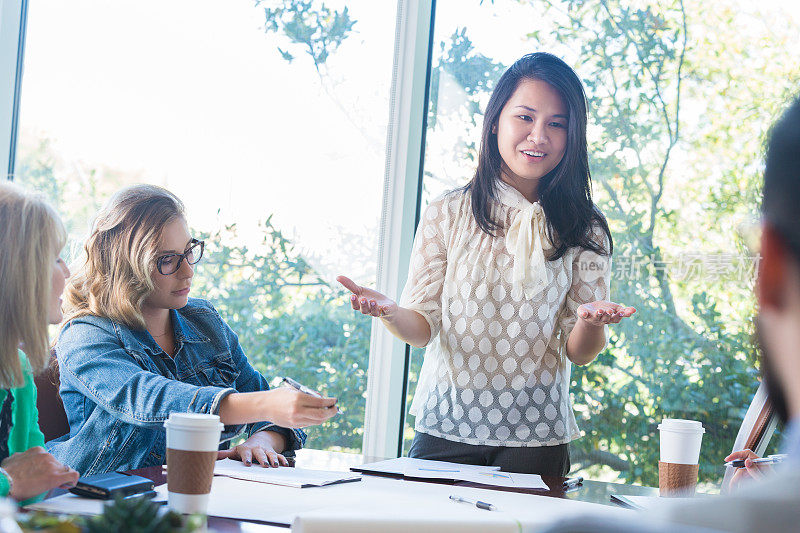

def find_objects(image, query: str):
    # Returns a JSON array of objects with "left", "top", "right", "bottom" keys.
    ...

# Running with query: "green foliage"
[
  {"left": 86, "top": 494, "right": 203, "bottom": 533},
  {"left": 257, "top": 0, "right": 356, "bottom": 72},
  {"left": 18, "top": 511, "right": 83, "bottom": 532},
  {"left": 428, "top": 29, "right": 505, "bottom": 129},
  {"left": 522, "top": 0, "right": 798, "bottom": 485},
  {"left": 14, "top": 135, "right": 132, "bottom": 263},
  {"left": 191, "top": 218, "right": 370, "bottom": 451}
]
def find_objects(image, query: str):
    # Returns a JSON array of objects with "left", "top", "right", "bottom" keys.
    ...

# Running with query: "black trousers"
[{"left": 408, "top": 431, "right": 570, "bottom": 476}]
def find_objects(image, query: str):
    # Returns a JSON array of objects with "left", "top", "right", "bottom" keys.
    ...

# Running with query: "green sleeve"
[
  {"left": 18, "top": 352, "right": 46, "bottom": 450},
  {"left": 0, "top": 353, "right": 48, "bottom": 501},
  {"left": 24, "top": 370, "right": 46, "bottom": 450},
  {"left": 0, "top": 470, "right": 9, "bottom": 497},
  {"left": 0, "top": 387, "right": 8, "bottom": 496},
  {"left": 21, "top": 369, "right": 47, "bottom": 504}
]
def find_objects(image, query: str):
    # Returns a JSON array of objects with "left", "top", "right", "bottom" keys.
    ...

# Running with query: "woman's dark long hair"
[{"left": 466, "top": 52, "right": 612, "bottom": 260}]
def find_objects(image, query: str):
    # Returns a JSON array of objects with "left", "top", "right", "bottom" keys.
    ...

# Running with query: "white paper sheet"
[
  {"left": 25, "top": 493, "right": 106, "bottom": 516},
  {"left": 353, "top": 457, "right": 547, "bottom": 489},
  {"left": 25, "top": 491, "right": 167, "bottom": 516},
  {"left": 613, "top": 494, "right": 697, "bottom": 511},
  {"left": 155, "top": 479, "right": 312, "bottom": 525},
  {"left": 442, "top": 469, "right": 549, "bottom": 490},
  {"left": 353, "top": 457, "right": 501, "bottom": 477},
  {"left": 214, "top": 458, "right": 361, "bottom": 487},
  {"left": 159, "top": 471, "right": 631, "bottom": 528}
]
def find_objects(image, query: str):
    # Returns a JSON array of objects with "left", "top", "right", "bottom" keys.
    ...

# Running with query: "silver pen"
[
  {"left": 562, "top": 476, "right": 584, "bottom": 490},
  {"left": 282, "top": 376, "right": 323, "bottom": 398},
  {"left": 724, "top": 454, "right": 787, "bottom": 468},
  {"left": 449, "top": 494, "right": 497, "bottom": 511}
]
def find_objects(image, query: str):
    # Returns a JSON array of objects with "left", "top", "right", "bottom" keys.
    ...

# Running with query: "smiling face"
[
  {"left": 143, "top": 217, "right": 195, "bottom": 311},
  {"left": 494, "top": 78, "right": 568, "bottom": 197}
]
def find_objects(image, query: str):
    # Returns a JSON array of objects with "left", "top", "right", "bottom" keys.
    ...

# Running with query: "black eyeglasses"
[{"left": 156, "top": 239, "right": 204, "bottom": 275}]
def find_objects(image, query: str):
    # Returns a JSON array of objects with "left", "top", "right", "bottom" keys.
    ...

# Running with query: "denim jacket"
[{"left": 48, "top": 298, "right": 305, "bottom": 475}]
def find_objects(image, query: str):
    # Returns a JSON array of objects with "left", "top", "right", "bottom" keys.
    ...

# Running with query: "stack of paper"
[
  {"left": 213, "top": 458, "right": 362, "bottom": 488},
  {"left": 352, "top": 457, "right": 549, "bottom": 490},
  {"left": 352, "top": 457, "right": 500, "bottom": 477}
]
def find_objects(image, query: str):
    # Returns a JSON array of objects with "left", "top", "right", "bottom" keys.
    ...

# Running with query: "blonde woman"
[
  {"left": 0, "top": 182, "right": 79, "bottom": 502},
  {"left": 49, "top": 184, "right": 337, "bottom": 475}
]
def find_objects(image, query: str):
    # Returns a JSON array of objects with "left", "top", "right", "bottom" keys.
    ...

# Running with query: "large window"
[
  {"left": 14, "top": 0, "right": 398, "bottom": 453},
  {"left": 402, "top": 0, "right": 800, "bottom": 488}
]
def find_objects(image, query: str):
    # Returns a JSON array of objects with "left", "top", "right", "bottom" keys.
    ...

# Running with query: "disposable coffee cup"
[
  {"left": 164, "top": 413, "right": 223, "bottom": 514},
  {"left": 657, "top": 418, "right": 705, "bottom": 497}
]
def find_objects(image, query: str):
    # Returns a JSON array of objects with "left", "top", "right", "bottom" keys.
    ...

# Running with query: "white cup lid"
[
  {"left": 658, "top": 418, "right": 705, "bottom": 433},
  {"left": 164, "top": 412, "right": 222, "bottom": 429}
]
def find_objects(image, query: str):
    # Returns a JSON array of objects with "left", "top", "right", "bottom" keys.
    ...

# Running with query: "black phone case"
[{"left": 69, "top": 472, "right": 155, "bottom": 500}]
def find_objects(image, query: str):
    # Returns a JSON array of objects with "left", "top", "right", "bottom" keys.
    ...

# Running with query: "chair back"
[{"left": 34, "top": 357, "right": 70, "bottom": 442}]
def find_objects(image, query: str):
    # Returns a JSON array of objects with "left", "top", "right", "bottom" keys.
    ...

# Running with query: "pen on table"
[
  {"left": 724, "top": 454, "right": 786, "bottom": 468},
  {"left": 449, "top": 494, "right": 497, "bottom": 511},
  {"left": 282, "top": 377, "right": 323, "bottom": 398},
  {"left": 562, "top": 476, "right": 584, "bottom": 490}
]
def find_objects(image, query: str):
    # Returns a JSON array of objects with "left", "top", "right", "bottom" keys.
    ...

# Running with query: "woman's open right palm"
[{"left": 337, "top": 275, "right": 397, "bottom": 318}]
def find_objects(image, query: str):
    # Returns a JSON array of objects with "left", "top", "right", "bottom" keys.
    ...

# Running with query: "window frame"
[
  {"left": 362, "top": 0, "right": 435, "bottom": 459},
  {"left": 1, "top": 0, "right": 27, "bottom": 179}
]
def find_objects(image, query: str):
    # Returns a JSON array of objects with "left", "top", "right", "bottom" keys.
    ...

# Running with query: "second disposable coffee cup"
[
  {"left": 657, "top": 418, "right": 705, "bottom": 497},
  {"left": 165, "top": 413, "right": 223, "bottom": 514}
]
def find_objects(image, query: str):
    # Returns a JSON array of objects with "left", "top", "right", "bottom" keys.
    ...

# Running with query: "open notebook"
[{"left": 214, "top": 458, "right": 362, "bottom": 488}]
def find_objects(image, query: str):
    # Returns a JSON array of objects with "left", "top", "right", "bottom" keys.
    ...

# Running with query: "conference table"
[{"left": 123, "top": 448, "right": 660, "bottom": 532}]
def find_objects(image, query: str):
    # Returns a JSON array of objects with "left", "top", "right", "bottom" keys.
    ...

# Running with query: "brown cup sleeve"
[
  {"left": 658, "top": 461, "right": 699, "bottom": 497},
  {"left": 166, "top": 449, "right": 218, "bottom": 495}
]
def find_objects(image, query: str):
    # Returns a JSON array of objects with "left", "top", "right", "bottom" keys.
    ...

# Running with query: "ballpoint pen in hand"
[
  {"left": 724, "top": 454, "right": 787, "bottom": 468},
  {"left": 449, "top": 494, "right": 497, "bottom": 511},
  {"left": 282, "top": 377, "right": 323, "bottom": 398},
  {"left": 562, "top": 476, "right": 584, "bottom": 490}
]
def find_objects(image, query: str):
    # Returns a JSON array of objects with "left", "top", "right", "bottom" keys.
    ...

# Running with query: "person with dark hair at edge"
[
  {"left": 543, "top": 97, "right": 800, "bottom": 533},
  {"left": 339, "top": 52, "right": 636, "bottom": 475}
]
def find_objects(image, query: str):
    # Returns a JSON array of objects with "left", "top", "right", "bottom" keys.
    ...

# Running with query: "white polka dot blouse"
[{"left": 400, "top": 183, "right": 611, "bottom": 447}]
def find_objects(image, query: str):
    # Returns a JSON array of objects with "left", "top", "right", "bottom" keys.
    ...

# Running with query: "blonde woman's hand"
[
  {"left": 577, "top": 301, "right": 636, "bottom": 326},
  {"left": 2, "top": 446, "right": 79, "bottom": 501},
  {"left": 337, "top": 275, "right": 398, "bottom": 320},
  {"left": 217, "top": 431, "right": 289, "bottom": 468},
  {"left": 219, "top": 389, "right": 337, "bottom": 429},
  {"left": 263, "top": 388, "right": 338, "bottom": 428}
]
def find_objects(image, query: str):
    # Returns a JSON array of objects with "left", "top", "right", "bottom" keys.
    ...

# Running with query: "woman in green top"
[{"left": 0, "top": 182, "right": 79, "bottom": 501}]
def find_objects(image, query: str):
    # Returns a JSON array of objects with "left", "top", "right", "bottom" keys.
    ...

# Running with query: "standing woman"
[
  {"left": 50, "top": 185, "right": 337, "bottom": 475},
  {"left": 0, "top": 182, "right": 79, "bottom": 502},
  {"left": 338, "top": 53, "right": 635, "bottom": 475}
]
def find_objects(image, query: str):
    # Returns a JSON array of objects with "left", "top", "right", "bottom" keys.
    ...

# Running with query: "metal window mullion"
[
  {"left": 362, "top": 0, "right": 435, "bottom": 459},
  {"left": 0, "top": 0, "right": 27, "bottom": 180}
]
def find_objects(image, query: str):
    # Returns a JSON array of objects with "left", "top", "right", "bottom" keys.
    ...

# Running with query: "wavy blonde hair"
[
  {"left": 62, "top": 184, "right": 185, "bottom": 330},
  {"left": 0, "top": 182, "right": 66, "bottom": 388}
]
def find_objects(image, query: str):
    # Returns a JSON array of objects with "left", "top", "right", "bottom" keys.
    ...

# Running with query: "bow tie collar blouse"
[{"left": 399, "top": 185, "right": 610, "bottom": 447}]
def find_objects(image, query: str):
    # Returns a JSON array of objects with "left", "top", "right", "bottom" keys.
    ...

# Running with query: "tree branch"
[{"left": 570, "top": 447, "right": 631, "bottom": 472}]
